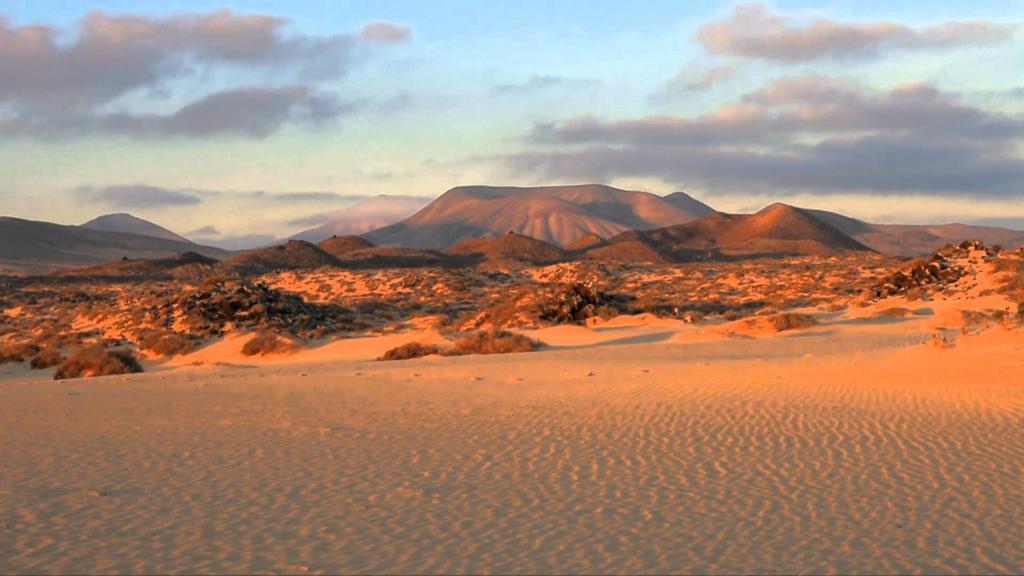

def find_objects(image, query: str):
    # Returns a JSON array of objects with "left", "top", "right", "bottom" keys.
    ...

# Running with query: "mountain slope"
[
  {"left": 364, "top": 185, "right": 716, "bottom": 250},
  {"left": 81, "top": 213, "right": 191, "bottom": 243},
  {"left": 0, "top": 217, "right": 229, "bottom": 274},
  {"left": 291, "top": 195, "right": 433, "bottom": 243},
  {"left": 590, "top": 204, "right": 871, "bottom": 262},
  {"left": 447, "top": 232, "right": 568, "bottom": 264},
  {"left": 806, "top": 209, "right": 1024, "bottom": 256},
  {"left": 661, "top": 191, "right": 717, "bottom": 218}
]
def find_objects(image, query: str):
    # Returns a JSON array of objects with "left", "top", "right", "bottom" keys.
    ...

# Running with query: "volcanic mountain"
[
  {"left": 588, "top": 204, "right": 872, "bottom": 262},
  {"left": 364, "top": 185, "right": 716, "bottom": 250},
  {"left": 81, "top": 213, "right": 191, "bottom": 243},
  {"left": 291, "top": 195, "right": 433, "bottom": 243},
  {"left": 0, "top": 217, "right": 228, "bottom": 274},
  {"left": 447, "top": 232, "right": 568, "bottom": 264}
]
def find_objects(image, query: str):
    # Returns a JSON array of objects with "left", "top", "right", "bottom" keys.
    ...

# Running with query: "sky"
[{"left": 0, "top": 0, "right": 1022, "bottom": 246}]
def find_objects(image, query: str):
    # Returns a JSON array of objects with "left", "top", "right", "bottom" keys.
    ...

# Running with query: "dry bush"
[
  {"left": 30, "top": 347, "right": 63, "bottom": 369},
  {"left": 378, "top": 342, "right": 441, "bottom": 361},
  {"left": 446, "top": 329, "right": 542, "bottom": 356},
  {"left": 138, "top": 331, "right": 196, "bottom": 357},
  {"left": 241, "top": 332, "right": 300, "bottom": 356},
  {"left": 769, "top": 313, "right": 819, "bottom": 332},
  {"left": 0, "top": 341, "right": 38, "bottom": 365},
  {"left": 54, "top": 344, "right": 143, "bottom": 380}
]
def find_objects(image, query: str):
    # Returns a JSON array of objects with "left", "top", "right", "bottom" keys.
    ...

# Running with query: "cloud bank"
[
  {"left": 0, "top": 10, "right": 411, "bottom": 138},
  {"left": 697, "top": 3, "right": 1018, "bottom": 62},
  {"left": 508, "top": 76, "right": 1024, "bottom": 196}
]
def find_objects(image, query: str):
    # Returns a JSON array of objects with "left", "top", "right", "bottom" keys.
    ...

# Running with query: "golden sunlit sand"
[{"left": 2, "top": 302, "right": 1023, "bottom": 574}]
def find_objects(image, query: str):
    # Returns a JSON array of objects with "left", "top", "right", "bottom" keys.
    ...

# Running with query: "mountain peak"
[{"left": 81, "top": 213, "right": 190, "bottom": 244}]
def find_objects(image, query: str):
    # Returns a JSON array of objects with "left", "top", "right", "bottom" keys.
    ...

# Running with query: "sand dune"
[
  {"left": 1, "top": 321, "right": 1022, "bottom": 574},
  {"left": 2, "top": 240, "right": 1023, "bottom": 573}
]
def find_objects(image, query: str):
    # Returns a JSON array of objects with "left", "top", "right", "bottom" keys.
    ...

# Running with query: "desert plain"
[{"left": 1, "top": 236, "right": 1023, "bottom": 574}]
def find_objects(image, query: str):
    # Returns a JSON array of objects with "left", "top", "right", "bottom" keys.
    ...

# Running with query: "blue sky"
[{"left": 0, "top": 1, "right": 1022, "bottom": 244}]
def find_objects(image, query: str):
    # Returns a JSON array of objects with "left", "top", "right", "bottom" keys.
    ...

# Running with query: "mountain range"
[
  {"left": 0, "top": 217, "right": 228, "bottom": 274},
  {"left": 4, "top": 184, "right": 1024, "bottom": 274}
]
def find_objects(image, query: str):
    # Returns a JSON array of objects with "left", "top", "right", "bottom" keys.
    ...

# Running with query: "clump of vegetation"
[
  {"left": 769, "top": 312, "right": 819, "bottom": 332},
  {"left": 447, "top": 329, "right": 543, "bottom": 356},
  {"left": 30, "top": 347, "right": 63, "bottom": 369},
  {"left": 241, "top": 332, "right": 300, "bottom": 356},
  {"left": 54, "top": 344, "right": 143, "bottom": 380},
  {"left": 378, "top": 342, "right": 441, "bottom": 361},
  {"left": 138, "top": 331, "right": 197, "bottom": 357},
  {"left": 0, "top": 341, "right": 38, "bottom": 365},
  {"left": 539, "top": 282, "right": 605, "bottom": 324}
]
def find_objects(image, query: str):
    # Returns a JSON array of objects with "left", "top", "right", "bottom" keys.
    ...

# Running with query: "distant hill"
[
  {"left": 0, "top": 217, "right": 229, "bottom": 274},
  {"left": 81, "top": 213, "right": 191, "bottom": 243},
  {"left": 806, "top": 210, "right": 1024, "bottom": 256},
  {"left": 588, "top": 204, "right": 871, "bottom": 262},
  {"left": 566, "top": 232, "right": 606, "bottom": 251},
  {"left": 364, "top": 185, "right": 716, "bottom": 250},
  {"left": 220, "top": 240, "right": 339, "bottom": 274},
  {"left": 55, "top": 251, "right": 218, "bottom": 278},
  {"left": 317, "top": 235, "right": 376, "bottom": 258},
  {"left": 447, "top": 232, "right": 568, "bottom": 264},
  {"left": 291, "top": 195, "right": 432, "bottom": 243}
]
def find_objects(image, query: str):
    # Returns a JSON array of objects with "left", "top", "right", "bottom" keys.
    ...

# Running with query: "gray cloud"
[
  {"left": 0, "top": 11, "right": 410, "bottom": 139},
  {"left": 0, "top": 10, "right": 358, "bottom": 110},
  {"left": 697, "top": 3, "right": 1018, "bottom": 62},
  {"left": 508, "top": 76, "right": 1024, "bottom": 196},
  {"left": 237, "top": 191, "right": 374, "bottom": 204},
  {"left": 659, "top": 64, "right": 738, "bottom": 96},
  {"left": 187, "top": 225, "right": 220, "bottom": 236},
  {"left": 76, "top": 185, "right": 202, "bottom": 208},
  {"left": 360, "top": 21, "right": 413, "bottom": 44},
  {"left": 2, "top": 85, "right": 353, "bottom": 138},
  {"left": 191, "top": 232, "right": 278, "bottom": 251},
  {"left": 492, "top": 75, "right": 600, "bottom": 95}
]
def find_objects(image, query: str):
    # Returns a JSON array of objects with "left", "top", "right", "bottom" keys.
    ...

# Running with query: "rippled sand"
[{"left": 2, "top": 329, "right": 1023, "bottom": 574}]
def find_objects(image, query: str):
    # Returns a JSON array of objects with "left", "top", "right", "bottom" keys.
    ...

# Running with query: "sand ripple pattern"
[{"left": 1, "top": 349, "right": 1023, "bottom": 574}]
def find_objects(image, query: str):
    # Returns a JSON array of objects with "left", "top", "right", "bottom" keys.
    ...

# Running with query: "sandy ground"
[{"left": 2, "top": 308, "right": 1023, "bottom": 574}]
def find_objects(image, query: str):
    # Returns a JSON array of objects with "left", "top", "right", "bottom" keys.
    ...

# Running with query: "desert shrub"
[
  {"left": 30, "top": 347, "right": 63, "bottom": 369},
  {"left": 138, "top": 331, "right": 196, "bottom": 357},
  {"left": 769, "top": 313, "right": 819, "bottom": 332},
  {"left": 445, "top": 329, "right": 542, "bottom": 356},
  {"left": 0, "top": 341, "right": 38, "bottom": 365},
  {"left": 722, "top": 309, "right": 745, "bottom": 321},
  {"left": 54, "top": 344, "right": 143, "bottom": 380},
  {"left": 378, "top": 342, "right": 441, "bottom": 361},
  {"left": 538, "top": 282, "right": 604, "bottom": 324},
  {"left": 241, "top": 332, "right": 299, "bottom": 356}
]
